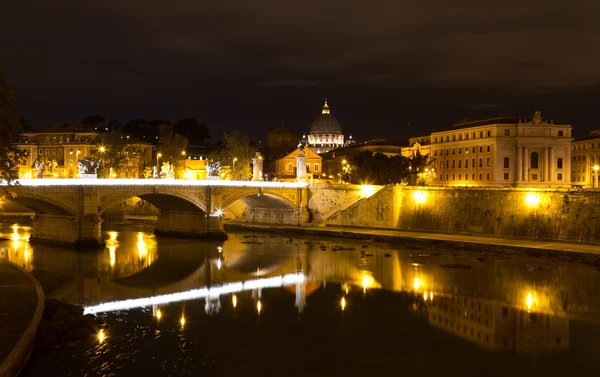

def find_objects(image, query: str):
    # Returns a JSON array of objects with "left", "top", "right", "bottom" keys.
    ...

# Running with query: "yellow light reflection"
[
  {"left": 180, "top": 314, "right": 186, "bottom": 328},
  {"left": 156, "top": 308, "right": 162, "bottom": 320},
  {"left": 341, "top": 297, "right": 346, "bottom": 311},
  {"left": 137, "top": 232, "right": 147, "bottom": 261},
  {"left": 526, "top": 292, "right": 537, "bottom": 312},
  {"left": 412, "top": 190, "right": 428, "bottom": 204},
  {"left": 232, "top": 294, "right": 237, "bottom": 308},
  {"left": 430, "top": 291, "right": 433, "bottom": 301},
  {"left": 342, "top": 283, "right": 349, "bottom": 295},
  {"left": 423, "top": 291, "right": 428, "bottom": 301},
  {"left": 98, "top": 329, "right": 106, "bottom": 344},
  {"left": 108, "top": 231, "right": 118, "bottom": 242},
  {"left": 362, "top": 272, "right": 375, "bottom": 293},
  {"left": 413, "top": 277, "right": 422, "bottom": 291},
  {"left": 525, "top": 193, "right": 540, "bottom": 207},
  {"left": 109, "top": 246, "right": 116, "bottom": 267},
  {"left": 217, "top": 259, "right": 222, "bottom": 270},
  {"left": 257, "top": 300, "right": 262, "bottom": 314}
]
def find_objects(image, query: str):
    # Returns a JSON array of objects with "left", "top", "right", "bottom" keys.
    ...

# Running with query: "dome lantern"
[{"left": 322, "top": 99, "right": 330, "bottom": 114}]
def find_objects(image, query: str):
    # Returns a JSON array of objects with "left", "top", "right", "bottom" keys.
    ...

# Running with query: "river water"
[{"left": 2, "top": 222, "right": 600, "bottom": 376}]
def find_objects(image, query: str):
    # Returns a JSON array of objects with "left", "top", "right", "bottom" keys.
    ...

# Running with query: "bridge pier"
[
  {"left": 30, "top": 214, "right": 105, "bottom": 248},
  {"left": 155, "top": 210, "right": 225, "bottom": 239}
]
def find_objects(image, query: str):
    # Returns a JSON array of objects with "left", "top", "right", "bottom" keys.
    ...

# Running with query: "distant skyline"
[{"left": 2, "top": 1, "right": 600, "bottom": 142}]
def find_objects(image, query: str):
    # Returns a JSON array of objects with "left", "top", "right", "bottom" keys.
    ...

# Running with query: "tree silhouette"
[
  {"left": 0, "top": 70, "right": 26, "bottom": 183},
  {"left": 174, "top": 118, "right": 211, "bottom": 145},
  {"left": 81, "top": 115, "right": 105, "bottom": 126}
]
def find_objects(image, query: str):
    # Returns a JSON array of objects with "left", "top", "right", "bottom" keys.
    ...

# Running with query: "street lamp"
[
  {"left": 233, "top": 157, "right": 238, "bottom": 180},
  {"left": 594, "top": 165, "right": 599, "bottom": 188}
]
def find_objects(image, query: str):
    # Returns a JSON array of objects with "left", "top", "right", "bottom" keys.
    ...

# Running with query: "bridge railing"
[{"left": 7, "top": 179, "right": 309, "bottom": 188}]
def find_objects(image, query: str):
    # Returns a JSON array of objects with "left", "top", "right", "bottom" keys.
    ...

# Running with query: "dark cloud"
[{"left": 1, "top": 0, "right": 600, "bottom": 141}]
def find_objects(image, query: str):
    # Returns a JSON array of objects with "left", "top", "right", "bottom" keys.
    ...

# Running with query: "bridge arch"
[
  {"left": 7, "top": 194, "right": 75, "bottom": 216},
  {"left": 219, "top": 191, "right": 299, "bottom": 211},
  {"left": 99, "top": 189, "right": 207, "bottom": 215}
]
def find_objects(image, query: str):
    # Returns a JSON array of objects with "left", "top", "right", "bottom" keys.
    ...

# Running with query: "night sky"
[{"left": 2, "top": 1, "right": 600, "bottom": 143}]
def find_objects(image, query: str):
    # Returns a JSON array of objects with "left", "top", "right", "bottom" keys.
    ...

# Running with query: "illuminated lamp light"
[
  {"left": 360, "top": 185, "right": 377, "bottom": 198},
  {"left": 232, "top": 294, "right": 237, "bottom": 308},
  {"left": 524, "top": 193, "right": 540, "bottom": 207},
  {"left": 341, "top": 297, "right": 346, "bottom": 311},
  {"left": 412, "top": 190, "right": 428, "bottom": 204},
  {"left": 98, "top": 329, "right": 106, "bottom": 344}
]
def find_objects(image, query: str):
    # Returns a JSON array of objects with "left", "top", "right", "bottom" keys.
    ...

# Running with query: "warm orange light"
[
  {"left": 157, "top": 153, "right": 162, "bottom": 158},
  {"left": 232, "top": 294, "right": 237, "bottom": 308},
  {"left": 99, "top": 146, "right": 106, "bottom": 153},
  {"left": 257, "top": 300, "right": 262, "bottom": 314},
  {"left": 98, "top": 329, "right": 106, "bottom": 344},
  {"left": 341, "top": 297, "right": 346, "bottom": 311},
  {"left": 180, "top": 314, "right": 186, "bottom": 327}
]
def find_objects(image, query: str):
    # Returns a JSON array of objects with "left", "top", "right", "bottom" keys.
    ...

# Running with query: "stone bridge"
[{"left": 1, "top": 179, "right": 375, "bottom": 247}]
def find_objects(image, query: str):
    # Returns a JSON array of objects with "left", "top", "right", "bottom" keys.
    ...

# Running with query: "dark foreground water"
[{"left": 2, "top": 223, "right": 600, "bottom": 376}]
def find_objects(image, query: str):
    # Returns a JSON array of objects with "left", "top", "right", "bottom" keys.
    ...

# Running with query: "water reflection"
[
  {"left": 3, "top": 222, "right": 600, "bottom": 358},
  {"left": 422, "top": 292, "right": 569, "bottom": 352}
]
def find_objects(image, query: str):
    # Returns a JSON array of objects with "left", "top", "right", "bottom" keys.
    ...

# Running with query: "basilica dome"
[
  {"left": 310, "top": 100, "right": 342, "bottom": 135},
  {"left": 306, "top": 99, "right": 345, "bottom": 154}
]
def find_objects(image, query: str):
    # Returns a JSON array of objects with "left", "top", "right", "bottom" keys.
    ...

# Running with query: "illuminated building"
[
  {"left": 428, "top": 112, "right": 572, "bottom": 187},
  {"left": 274, "top": 145, "right": 322, "bottom": 181},
  {"left": 571, "top": 130, "right": 600, "bottom": 188},
  {"left": 16, "top": 128, "right": 154, "bottom": 178},
  {"left": 303, "top": 99, "right": 351, "bottom": 154}
]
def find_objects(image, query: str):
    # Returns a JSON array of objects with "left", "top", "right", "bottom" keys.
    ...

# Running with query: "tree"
[
  {"left": 121, "top": 118, "right": 146, "bottom": 139},
  {"left": 81, "top": 115, "right": 105, "bottom": 126},
  {"left": 343, "top": 150, "right": 412, "bottom": 185},
  {"left": 406, "top": 149, "right": 434, "bottom": 186},
  {"left": 118, "top": 145, "right": 144, "bottom": 178},
  {"left": 215, "top": 131, "right": 255, "bottom": 180},
  {"left": 0, "top": 70, "right": 25, "bottom": 184},
  {"left": 174, "top": 118, "right": 211, "bottom": 145}
]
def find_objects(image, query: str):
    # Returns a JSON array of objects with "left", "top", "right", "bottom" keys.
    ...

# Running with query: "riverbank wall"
[{"left": 324, "top": 186, "right": 600, "bottom": 243}]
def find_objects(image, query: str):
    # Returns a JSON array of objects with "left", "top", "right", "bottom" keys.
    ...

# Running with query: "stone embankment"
[{"left": 0, "top": 261, "right": 44, "bottom": 377}]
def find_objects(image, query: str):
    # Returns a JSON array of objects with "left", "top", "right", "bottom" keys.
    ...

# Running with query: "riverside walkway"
[
  {"left": 0, "top": 261, "right": 44, "bottom": 377},
  {"left": 225, "top": 223, "right": 600, "bottom": 256}
]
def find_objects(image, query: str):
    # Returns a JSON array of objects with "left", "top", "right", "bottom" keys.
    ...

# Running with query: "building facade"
[
  {"left": 571, "top": 130, "right": 600, "bottom": 188},
  {"left": 17, "top": 128, "right": 154, "bottom": 178},
  {"left": 275, "top": 146, "right": 322, "bottom": 181},
  {"left": 429, "top": 112, "right": 572, "bottom": 188}
]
